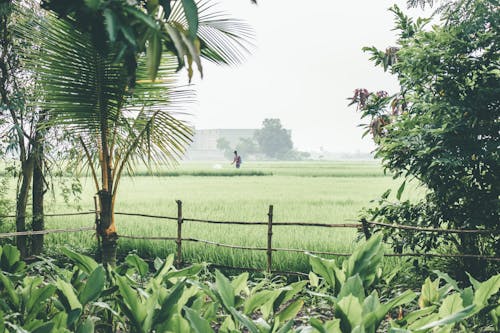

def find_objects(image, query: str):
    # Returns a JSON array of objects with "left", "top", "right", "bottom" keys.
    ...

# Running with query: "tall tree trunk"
[
  {"left": 31, "top": 111, "right": 47, "bottom": 255},
  {"left": 31, "top": 146, "right": 44, "bottom": 254},
  {"left": 16, "top": 158, "right": 34, "bottom": 258}
]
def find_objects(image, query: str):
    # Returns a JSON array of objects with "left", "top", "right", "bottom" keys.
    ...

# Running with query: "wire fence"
[{"left": 1, "top": 200, "right": 499, "bottom": 274}]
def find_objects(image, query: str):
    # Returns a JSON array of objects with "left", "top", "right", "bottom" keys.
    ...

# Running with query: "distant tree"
[
  {"left": 216, "top": 137, "right": 233, "bottom": 159},
  {"left": 254, "top": 118, "right": 293, "bottom": 159},
  {"left": 236, "top": 137, "right": 258, "bottom": 157}
]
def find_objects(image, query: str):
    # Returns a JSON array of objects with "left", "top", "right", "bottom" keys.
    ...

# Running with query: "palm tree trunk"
[{"left": 98, "top": 189, "right": 117, "bottom": 267}]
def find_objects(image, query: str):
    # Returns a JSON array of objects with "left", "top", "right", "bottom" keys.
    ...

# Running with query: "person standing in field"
[{"left": 231, "top": 150, "right": 242, "bottom": 168}]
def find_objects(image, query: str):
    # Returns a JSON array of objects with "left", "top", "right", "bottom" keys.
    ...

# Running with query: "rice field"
[{"left": 2, "top": 160, "right": 424, "bottom": 272}]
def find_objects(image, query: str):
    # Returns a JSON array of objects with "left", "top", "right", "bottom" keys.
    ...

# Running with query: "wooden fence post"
[
  {"left": 176, "top": 200, "right": 183, "bottom": 267},
  {"left": 361, "top": 218, "right": 371, "bottom": 240},
  {"left": 267, "top": 205, "right": 274, "bottom": 274}
]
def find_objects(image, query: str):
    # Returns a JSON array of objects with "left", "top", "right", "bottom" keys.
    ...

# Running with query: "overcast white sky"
[{"left": 184, "top": 0, "right": 428, "bottom": 153}]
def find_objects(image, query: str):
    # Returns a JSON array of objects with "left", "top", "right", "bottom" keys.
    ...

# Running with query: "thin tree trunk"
[
  {"left": 31, "top": 111, "right": 47, "bottom": 255},
  {"left": 16, "top": 158, "right": 34, "bottom": 258},
  {"left": 31, "top": 144, "right": 44, "bottom": 255}
]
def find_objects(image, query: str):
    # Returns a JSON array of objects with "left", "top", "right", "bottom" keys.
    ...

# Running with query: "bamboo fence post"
[
  {"left": 267, "top": 205, "right": 274, "bottom": 274},
  {"left": 176, "top": 200, "right": 183, "bottom": 267},
  {"left": 361, "top": 218, "right": 371, "bottom": 240}
]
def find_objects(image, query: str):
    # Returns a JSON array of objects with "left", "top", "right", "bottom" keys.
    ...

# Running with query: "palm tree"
[{"left": 20, "top": 0, "right": 253, "bottom": 265}]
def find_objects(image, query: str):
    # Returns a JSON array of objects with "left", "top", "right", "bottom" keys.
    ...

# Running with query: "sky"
[{"left": 183, "top": 0, "right": 429, "bottom": 153}]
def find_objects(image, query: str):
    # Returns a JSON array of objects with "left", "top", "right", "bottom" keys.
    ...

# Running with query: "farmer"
[{"left": 231, "top": 150, "right": 242, "bottom": 168}]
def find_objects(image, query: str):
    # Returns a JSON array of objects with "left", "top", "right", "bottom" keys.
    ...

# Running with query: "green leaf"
[
  {"left": 229, "top": 307, "right": 259, "bottom": 333},
  {"left": 147, "top": 31, "right": 163, "bottom": 80},
  {"left": 415, "top": 304, "right": 476, "bottom": 331},
  {"left": 309, "top": 254, "right": 342, "bottom": 292},
  {"left": 309, "top": 271, "right": 319, "bottom": 288},
  {"left": 396, "top": 181, "right": 406, "bottom": 200},
  {"left": 346, "top": 234, "right": 384, "bottom": 289},
  {"left": 276, "top": 300, "right": 303, "bottom": 323},
  {"left": 26, "top": 284, "right": 57, "bottom": 322},
  {"left": 78, "top": 266, "right": 105, "bottom": 306},
  {"left": 31, "top": 323, "right": 55, "bottom": 333},
  {"left": 55, "top": 279, "right": 82, "bottom": 326},
  {"left": 473, "top": 274, "right": 500, "bottom": 307},
  {"left": 439, "top": 293, "right": 464, "bottom": 318},
  {"left": 123, "top": 6, "right": 158, "bottom": 30},
  {"left": 419, "top": 277, "right": 440, "bottom": 308},
  {"left": 231, "top": 272, "right": 249, "bottom": 296},
  {"left": 338, "top": 274, "right": 365, "bottom": 300},
  {"left": 84, "top": 0, "right": 101, "bottom": 11},
  {"left": 181, "top": 0, "right": 198, "bottom": 39},
  {"left": 184, "top": 306, "right": 215, "bottom": 333},
  {"left": 1, "top": 244, "right": 21, "bottom": 272},
  {"left": 153, "top": 254, "right": 174, "bottom": 284},
  {"left": 336, "top": 295, "right": 363, "bottom": 332},
  {"left": 61, "top": 247, "right": 98, "bottom": 274},
  {"left": 125, "top": 254, "right": 149, "bottom": 278},
  {"left": 76, "top": 317, "right": 95, "bottom": 333},
  {"left": 215, "top": 270, "right": 235, "bottom": 309},
  {"left": 115, "top": 274, "right": 146, "bottom": 329},
  {"left": 244, "top": 290, "right": 275, "bottom": 314},
  {"left": 103, "top": 8, "right": 118, "bottom": 42},
  {"left": 0, "top": 272, "right": 20, "bottom": 308},
  {"left": 165, "top": 263, "right": 202, "bottom": 280}
]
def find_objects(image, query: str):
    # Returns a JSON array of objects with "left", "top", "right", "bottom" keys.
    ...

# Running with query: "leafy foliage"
[
  {"left": 254, "top": 118, "right": 294, "bottom": 159},
  {"left": 349, "top": 1, "right": 499, "bottom": 279},
  {"left": 0, "top": 237, "right": 499, "bottom": 332}
]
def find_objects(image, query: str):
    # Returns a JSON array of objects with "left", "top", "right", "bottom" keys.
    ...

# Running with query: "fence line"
[{"left": 1, "top": 201, "right": 499, "bottom": 274}]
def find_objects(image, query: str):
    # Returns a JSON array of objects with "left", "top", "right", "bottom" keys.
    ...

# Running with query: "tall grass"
[{"left": 1, "top": 161, "right": 424, "bottom": 272}]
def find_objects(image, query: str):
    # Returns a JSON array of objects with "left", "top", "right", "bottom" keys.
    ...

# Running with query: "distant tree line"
[{"left": 216, "top": 118, "right": 310, "bottom": 160}]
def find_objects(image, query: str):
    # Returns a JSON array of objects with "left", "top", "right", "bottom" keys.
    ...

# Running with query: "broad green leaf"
[
  {"left": 338, "top": 274, "right": 365, "bottom": 300},
  {"left": 156, "top": 280, "right": 186, "bottom": 321},
  {"left": 78, "top": 266, "right": 105, "bottom": 306},
  {"left": 231, "top": 272, "right": 249, "bottom": 296},
  {"left": 244, "top": 290, "right": 275, "bottom": 315},
  {"left": 181, "top": 0, "right": 198, "bottom": 39},
  {"left": 309, "top": 271, "right": 320, "bottom": 288},
  {"left": 103, "top": 8, "right": 118, "bottom": 42},
  {"left": 282, "top": 280, "right": 308, "bottom": 304},
  {"left": 215, "top": 270, "right": 235, "bottom": 309},
  {"left": 1, "top": 244, "right": 21, "bottom": 272},
  {"left": 161, "top": 313, "right": 190, "bottom": 332},
  {"left": 346, "top": 234, "right": 384, "bottom": 289},
  {"left": 114, "top": 274, "right": 146, "bottom": 329},
  {"left": 400, "top": 306, "right": 437, "bottom": 325},
  {"left": 277, "top": 300, "right": 303, "bottom": 323},
  {"left": 55, "top": 279, "right": 82, "bottom": 326},
  {"left": 415, "top": 304, "right": 476, "bottom": 331},
  {"left": 26, "top": 284, "right": 56, "bottom": 322},
  {"left": 31, "top": 322, "right": 55, "bottom": 333},
  {"left": 473, "top": 274, "right": 500, "bottom": 307},
  {"left": 153, "top": 254, "right": 174, "bottom": 284},
  {"left": 165, "top": 263, "right": 202, "bottom": 280},
  {"left": 309, "top": 254, "right": 340, "bottom": 291},
  {"left": 61, "top": 247, "right": 98, "bottom": 274},
  {"left": 276, "top": 320, "right": 295, "bottom": 333},
  {"left": 125, "top": 254, "right": 149, "bottom": 278},
  {"left": 419, "top": 277, "right": 440, "bottom": 308},
  {"left": 229, "top": 307, "right": 259, "bottom": 333},
  {"left": 123, "top": 6, "right": 158, "bottom": 30},
  {"left": 460, "top": 287, "right": 474, "bottom": 307},
  {"left": 184, "top": 306, "right": 215, "bottom": 333},
  {"left": 336, "top": 295, "right": 363, "bottom": 332},
  {"left": 75, "top": 317, "right": 95, "bottom": 333},
  {"left": 439, "top": 293, "right": 464, "bottom": 318},
  {"left": 0, "top": 272, "right": 20, "bottom": 308}
]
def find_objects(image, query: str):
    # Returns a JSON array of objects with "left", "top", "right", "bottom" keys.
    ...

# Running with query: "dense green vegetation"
[{"left": 1, "top": 237, "right": 498, "bottom": 332}]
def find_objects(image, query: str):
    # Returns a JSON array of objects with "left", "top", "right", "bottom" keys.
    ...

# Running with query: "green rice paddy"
[{"left": 2, "top": 161, "right": 423, "bottom": 272}]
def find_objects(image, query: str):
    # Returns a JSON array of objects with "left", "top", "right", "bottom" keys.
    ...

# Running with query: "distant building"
[{"left": 185, "top": 129, "right": 256, "bottom": 160}]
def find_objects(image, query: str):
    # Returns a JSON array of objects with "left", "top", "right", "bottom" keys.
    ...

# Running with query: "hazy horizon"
[{"left": 179, "top": 0, "right": 428, "bottom": 153}]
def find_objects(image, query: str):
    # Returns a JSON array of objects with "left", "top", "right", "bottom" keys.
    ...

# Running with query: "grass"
[{"left": 1, "top": 160, "right": 424, "bottom": 272}]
